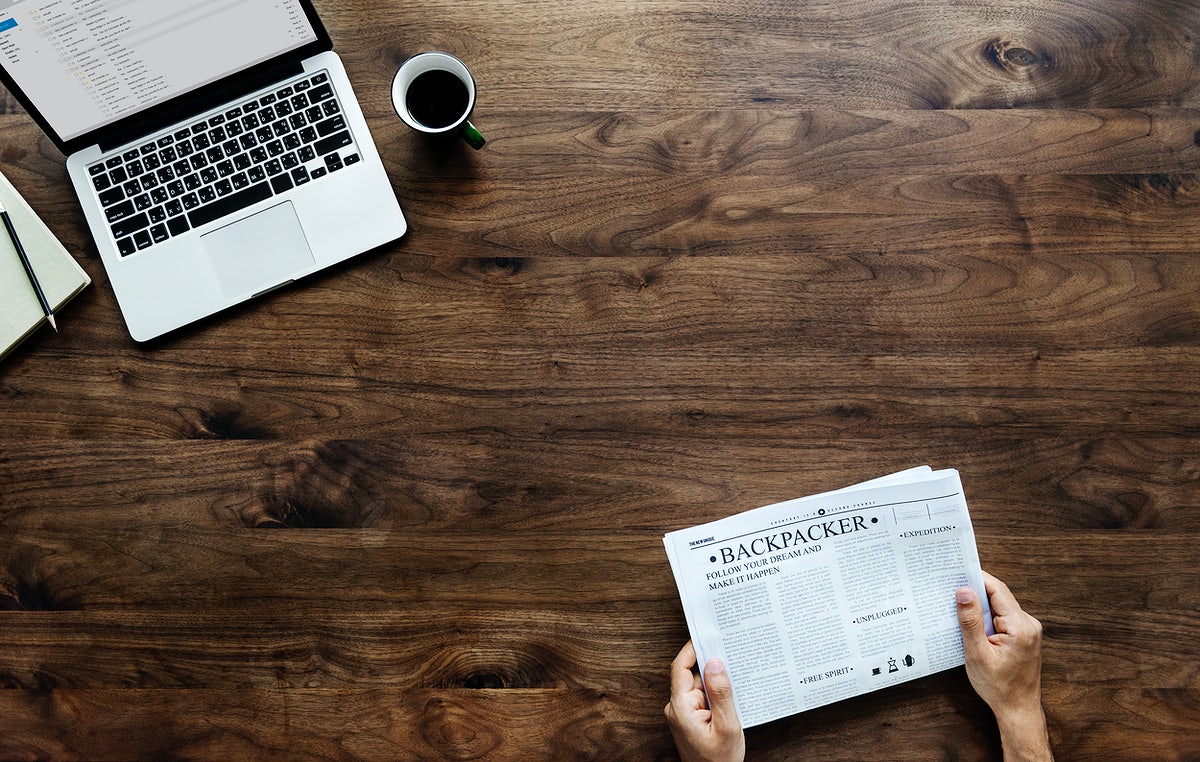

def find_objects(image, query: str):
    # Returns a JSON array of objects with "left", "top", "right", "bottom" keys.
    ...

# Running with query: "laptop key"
[
  {"left": 167, "top": 215, "right": 190, "bottom": 237},
  {"left": 316, "top": 115, "right": 346, "bottom": 137},
  {"left": 187, "top": 181, "right": 272, "bottom": 228},
  {"left": 98, "top": 188, "right": 125, "bottom": 209},
  {"left": 112, "top": 211, "right": 150, "bottom": 238},
  {"left": 315, "top": 131, "right": 352, "bottom": 156},
  {"left": 105, "top": 199, "right": 135, "bottom": 222},
  {"left": 117, "top": 236, "right": 136, "bottom": 257}
]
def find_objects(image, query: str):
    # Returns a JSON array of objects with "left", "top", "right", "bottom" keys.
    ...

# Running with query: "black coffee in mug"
[
  {"left": 392, "top": 52, "right": 485, "bottom": 149},
  {"left": 405, "top": 69, "right": 470, "bottom": 130}
]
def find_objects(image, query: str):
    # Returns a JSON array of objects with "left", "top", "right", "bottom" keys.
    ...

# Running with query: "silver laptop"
[{"left": 0, "top": 0, "right": 407, "bottom": 341}]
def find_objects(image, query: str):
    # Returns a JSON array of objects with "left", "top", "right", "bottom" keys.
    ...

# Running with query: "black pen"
[{"left": 0, "top": 197, "right": 56, "bottom": 332}]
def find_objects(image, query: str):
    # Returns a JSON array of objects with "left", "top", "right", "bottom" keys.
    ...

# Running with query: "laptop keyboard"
[{"left": 86, "top": 70, "right": 361, "bottom": 257}]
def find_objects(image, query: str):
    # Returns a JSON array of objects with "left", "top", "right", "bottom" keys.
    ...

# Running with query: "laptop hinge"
[{"left": 98, "top": 60, "right": 306, "bottom": 153}]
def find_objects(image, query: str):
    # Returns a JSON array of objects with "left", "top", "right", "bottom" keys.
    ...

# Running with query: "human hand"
[
  {"left": 957, "top": 571, "right": 1053, "bottom": 761},
  {"left": 665, "top": 641, "right": 745, "bottom": 762}
]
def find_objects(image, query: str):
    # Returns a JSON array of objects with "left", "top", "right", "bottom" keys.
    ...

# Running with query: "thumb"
[
  {"left": 702, "top": 658, "right": 741, "bottom": 732},
  {"left": 956, "top": 587, "right": 990, "bottom": 658}
]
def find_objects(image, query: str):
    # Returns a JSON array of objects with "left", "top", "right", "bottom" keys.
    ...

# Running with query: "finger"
[
  {"left": 956, "top": 585, "right": 991, "bottom": 659},
  {"left": 702, "top": 658, "right": 741, "bottom": 734},
  {"left": 982, "top": 571, "right": 1023, "bottom": 619},
  {"left": 670, "top": 641, "right": 699, "bottom": 700}
]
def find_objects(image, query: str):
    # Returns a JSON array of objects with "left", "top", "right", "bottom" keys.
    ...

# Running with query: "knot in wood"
[{"left": 984, "top": 38, "right": 1051, "bottom": 76}]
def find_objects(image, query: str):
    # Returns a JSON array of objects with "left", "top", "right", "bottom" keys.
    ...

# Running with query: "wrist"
[{"left": 995, "top": 704, "right": 1053, "bottom": 762}]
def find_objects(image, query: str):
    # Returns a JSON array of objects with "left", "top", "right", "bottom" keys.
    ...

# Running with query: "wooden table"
[{"left": 2, "top": 0, "right": 1198, "bottom": 759}]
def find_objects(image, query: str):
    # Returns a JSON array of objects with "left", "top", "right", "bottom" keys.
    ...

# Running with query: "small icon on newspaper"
[
  {"left": 903, "top": 654, "right": 915, "bottom": 668},
  {"left": 872, "top": 667, "right": 881, "bottom": 676},
  {"left": 887, "top": 657, "right": 899, "bottom": 673}
]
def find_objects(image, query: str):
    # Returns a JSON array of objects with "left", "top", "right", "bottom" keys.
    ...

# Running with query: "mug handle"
[{"left": 460, "top": 120, "right": 486, "bottom": 150}]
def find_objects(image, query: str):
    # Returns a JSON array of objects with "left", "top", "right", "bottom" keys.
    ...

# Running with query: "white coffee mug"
[{"left": 391, "top": 52, "right": 485, "bottom": 149}]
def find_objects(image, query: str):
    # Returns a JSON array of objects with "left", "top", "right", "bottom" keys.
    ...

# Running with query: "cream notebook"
[{"left": 1, "top": 169, "right": 90, "bottom": 361}]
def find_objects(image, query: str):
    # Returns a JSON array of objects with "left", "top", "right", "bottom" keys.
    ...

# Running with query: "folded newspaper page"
[{"left": 663, "top": 467, "right": 991, "bottom": 728}]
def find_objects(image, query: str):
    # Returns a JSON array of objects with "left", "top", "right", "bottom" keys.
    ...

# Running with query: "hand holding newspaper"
[{"left": 663, "top": 467, "right": 991, "bottom": 728}]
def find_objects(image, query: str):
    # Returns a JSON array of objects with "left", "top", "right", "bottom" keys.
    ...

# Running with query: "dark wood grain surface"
[{"left": 2, "top": 0, "right": 1199, "bottom": 759}]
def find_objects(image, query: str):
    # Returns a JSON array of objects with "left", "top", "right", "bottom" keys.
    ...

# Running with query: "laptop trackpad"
[{"left": 203, "top": 201, "right": 315, "bottom": 299}]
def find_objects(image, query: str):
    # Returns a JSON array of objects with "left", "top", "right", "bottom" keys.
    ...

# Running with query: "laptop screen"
[{"left": 0, "top": 0, "right": 319, "bottom": 142}]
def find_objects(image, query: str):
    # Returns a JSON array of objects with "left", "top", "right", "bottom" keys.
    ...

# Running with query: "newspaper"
[{"left": 663, "top": 467, "right": 991, "bottom": 728}]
